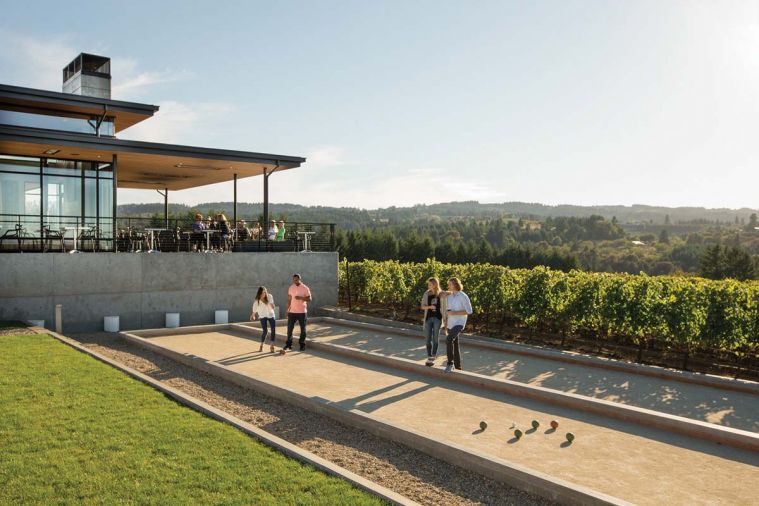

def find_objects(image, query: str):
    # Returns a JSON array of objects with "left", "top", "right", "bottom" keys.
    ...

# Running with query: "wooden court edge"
[
  {"left": 29, "top": 327, "right": 420, "bottom": 506},
  {"left": 317, "top": 308, "right": 759, "bottom": 395},
  {"left": 231, "top": 321, "right": 759, "bottom": 452}
]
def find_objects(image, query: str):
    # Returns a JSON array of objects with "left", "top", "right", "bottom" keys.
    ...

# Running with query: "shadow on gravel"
[{"left": 71, "top": 332, "right": 553, "bottom": 506}]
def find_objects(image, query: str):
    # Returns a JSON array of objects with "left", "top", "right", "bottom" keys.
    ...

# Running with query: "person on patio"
[
  {"left": 236, "top": 220, "right": 250, "bottom": 241},
  {"left": 276, "top": 220, "right": 286, "bottom": 241},
  {"left": 284, "top": 273, "right": 312, "bottom": 352},
  {"left": 217, "top": 213, "right": 232, "bottom": 251},
  {"left": 251, "top": 286, "right": 277, "bottom": 353},
  {"left": 191, "top": 213, "right": 206, "bottom": 251},
  {"left": 267, "top": 220, "right": 278, "bottom": 241},
  {"left": 251, "top": 221, "right": 262, "bottom": 240}
]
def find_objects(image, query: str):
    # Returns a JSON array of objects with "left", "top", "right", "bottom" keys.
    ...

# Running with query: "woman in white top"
[
  {"left": 251, "top": 286, "right": 277, "bottom": 352},
  {"left": 268, "top": 221, "right": 278, "bottom": 241}
]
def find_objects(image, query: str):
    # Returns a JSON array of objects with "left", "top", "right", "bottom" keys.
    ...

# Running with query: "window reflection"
[{"left": 0, "top": 109, "right": 114, "bottom": 136}]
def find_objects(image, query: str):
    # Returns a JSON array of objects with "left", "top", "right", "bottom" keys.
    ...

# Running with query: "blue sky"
[{"left": 1, "top": 0, "right": 758, "bottom": 209}]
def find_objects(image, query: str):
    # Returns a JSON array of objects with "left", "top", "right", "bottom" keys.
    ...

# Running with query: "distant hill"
[{"left": 117, "top": 200, "right": 759, "bottom": 230}]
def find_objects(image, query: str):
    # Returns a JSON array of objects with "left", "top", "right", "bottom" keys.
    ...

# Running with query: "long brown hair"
[
  {"left": 448, "top": 277, "right": 463, "bottom": 292},
  {"left": 427, "top": 277, "right": 441, "bottom": 295},
  {"left": 255, "top": 286, "right": 269, "bottom": 303}
]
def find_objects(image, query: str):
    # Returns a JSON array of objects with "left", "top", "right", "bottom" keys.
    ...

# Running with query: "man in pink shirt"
[{"left": 285, "top": 273, "right": 312, "bottom": 351}]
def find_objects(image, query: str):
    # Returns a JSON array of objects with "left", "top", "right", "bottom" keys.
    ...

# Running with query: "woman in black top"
[{"left": 420, "top": 277, "right": 446, "bottom": 366}]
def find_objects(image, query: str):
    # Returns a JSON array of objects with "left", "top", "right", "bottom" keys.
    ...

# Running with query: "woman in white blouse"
[{"left": 251, "top": 286, "right": 277, "bottom": 352}]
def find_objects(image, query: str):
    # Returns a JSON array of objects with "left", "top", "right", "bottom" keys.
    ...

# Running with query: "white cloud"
[
  {"left": 0, "top": 32, "right": 80, "bottom": 90},
  {"left": 119, "top": 100, "right": 234, "bottom": 144},
  {"left": 261, "top": 165, "right": 507, "bottom": 209},
  {"left": 305, "top": 146, "right": 347, "bottom": 169},
  {"left": 111, "top": 57, "right": 194, "bottom": 101}
]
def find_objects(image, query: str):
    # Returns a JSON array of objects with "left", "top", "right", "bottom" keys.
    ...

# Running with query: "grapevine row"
[{"left": 339, "top": 260, "right": 759, "bottom": 368}]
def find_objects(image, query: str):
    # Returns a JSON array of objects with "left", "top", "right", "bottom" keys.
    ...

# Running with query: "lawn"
[{"left": 0, "top": 332, "right": 384, "bottom": 505}]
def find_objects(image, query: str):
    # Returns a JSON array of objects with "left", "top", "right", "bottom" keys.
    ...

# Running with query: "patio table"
[
  {"left": 62, "top": 225, "right": 87, "bottom": 253},
  {"left": 199, "top": 229, "right": 220, "bottom": 252},
  {"left": 144, "top": 228, "right": 167, "bottom": 252},
  {"left": 297, "top": 231, "right": 315, "bottom": 252}
]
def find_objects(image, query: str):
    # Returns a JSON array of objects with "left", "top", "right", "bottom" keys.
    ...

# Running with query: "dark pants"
[
  {"left": 286, "top": 313, "right": 307, "bottom": 350},
  {"left": 259, "top": 317, "right": 276, "bottom": 343},
  {"left": 446, "top": 325, "right": 463, "bottom": 369}
]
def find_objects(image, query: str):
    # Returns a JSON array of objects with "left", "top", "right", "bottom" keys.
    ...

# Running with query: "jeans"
[
  {"left": 446, "top": 325, "right": 463, "bottom": 369},
  {"left": 286, "top": 313, "right": 307, "bottom": 349},
  {"left": 259, "top": 317, "right": 276, "bottom": 343},
  {"left": 424, "top": 317, "right": 441, "bottom": 358}
]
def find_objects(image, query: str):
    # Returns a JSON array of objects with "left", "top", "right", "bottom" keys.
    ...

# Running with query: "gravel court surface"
[
  {"left": 70, "top": 332, "right": 553, "bottom": 506},
  {"left": 133, "top": 328, "right": 759, "bottom": 506},
  {"left": 302, "top": 321, "right": 759, "bottom": 432}
]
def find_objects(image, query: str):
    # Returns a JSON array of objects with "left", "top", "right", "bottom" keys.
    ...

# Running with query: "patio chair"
[
  {"left": 0, "top": 224, "right": 26, "bottom": 252},
  {"left": 41, "top": 225, "right": 65, "bottom": 252},
  {"left": 157, "top": 229, "right": 180, "bottom": 252}
]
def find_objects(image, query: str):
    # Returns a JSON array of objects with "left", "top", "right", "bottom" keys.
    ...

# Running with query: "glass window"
[
  {"left": 0, "top": 172, "right": 41, "bottom": 232},
  {"left": 44, "top": 159, "right": 83, "bottom": 176},
  {"left": 84, "top": 178, "right": 97, "bottom": 218},
  {"left": 99, "top": 178, "right": 113, "bottom": 219},
  {"left": 0, "top": 154, "right": 40, "bottom": 174},
  {"left": 97, "top": 163, "right": 113, "bottom": 179},
  {"left": 84, "top": 162, "right": 98, "bottom": 178},
  {"left": 44, "top": 175, "right": 82, "bottom": 219},
  {"left": 0, "top": 109, "right": 114, "bottom": 136}
]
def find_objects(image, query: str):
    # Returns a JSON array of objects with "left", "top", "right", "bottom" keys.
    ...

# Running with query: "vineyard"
[{"left": 339, "top": 260, "right": 759, "bottom": 377}]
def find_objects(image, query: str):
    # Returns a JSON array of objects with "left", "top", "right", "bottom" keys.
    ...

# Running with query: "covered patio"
[{"left": 0, "top": 127, "right": 334, "bottom": 253}]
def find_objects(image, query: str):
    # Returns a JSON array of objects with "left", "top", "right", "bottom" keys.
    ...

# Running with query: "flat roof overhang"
[
  {"left": 0, "top": 126, "right": 305, "bottom": 190},
  {"left": 0, "top": 84, "right": 159, "bottom": 132}
]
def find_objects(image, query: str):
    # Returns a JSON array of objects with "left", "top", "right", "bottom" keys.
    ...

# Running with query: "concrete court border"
[
  {"left": 120, "top": 326, "right": 629, "bottom": 506},
  {"left": 27, "top": 327, "right": 417, "bottom": 506},
  {"left": 318, "top": 308, "right": 759, "bottom": 395},
  {"left": 231, "top": 321, "right": 759, "bottom": 452}
]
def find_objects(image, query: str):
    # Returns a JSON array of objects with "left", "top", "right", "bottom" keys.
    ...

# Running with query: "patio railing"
[{"left": 0, "top": 213, "right": 336, "bottom": 253}]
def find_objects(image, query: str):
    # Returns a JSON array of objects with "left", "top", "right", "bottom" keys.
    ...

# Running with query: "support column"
[
  {"left": 262, "top": 162, "right": 279, "bottom": 236},
  {"left": 164, "top": 187, "right": 169, "bottom": 229},
  {"left": 112, "top": 154, "right": 118, "bottom": 251},
  {"left": 233, "top": 173, "right": 238, "bottom": 240},
  {"left": 263, "top": 168, "right": 269, "bottom": 232}
]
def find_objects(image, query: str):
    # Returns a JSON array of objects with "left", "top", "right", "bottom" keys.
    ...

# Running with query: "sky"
[{"left": 1, "top": 0, "right": 758, "bottom": 210}]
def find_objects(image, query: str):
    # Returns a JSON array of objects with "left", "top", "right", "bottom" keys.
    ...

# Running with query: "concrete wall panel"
[
  {"left": 0, "top": 254, "right": 54, "bottom": 298},
  {"left": 0, "top": 252, "right": 337, "bottom": 331},
  {"left": 53, "top": 253, "right": 142, "bottom": 295}
]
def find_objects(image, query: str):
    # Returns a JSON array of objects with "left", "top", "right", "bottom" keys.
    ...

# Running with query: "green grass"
[{"left": 0, "top": 332, "right": 384, "bottom": 505}]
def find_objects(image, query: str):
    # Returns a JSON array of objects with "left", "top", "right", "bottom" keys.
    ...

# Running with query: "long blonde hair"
[{"left": 427, "top": 277, "right": 441, "bottom": 295}]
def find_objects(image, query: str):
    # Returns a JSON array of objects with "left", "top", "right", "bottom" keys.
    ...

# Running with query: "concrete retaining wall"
[{"left": 0, "top": 252, "right": 337, "bottom": 332}]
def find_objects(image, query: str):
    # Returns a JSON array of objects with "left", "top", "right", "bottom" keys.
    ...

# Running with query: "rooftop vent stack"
[{"left": 62, "top": 53, "right": 111, "bottom": 99}]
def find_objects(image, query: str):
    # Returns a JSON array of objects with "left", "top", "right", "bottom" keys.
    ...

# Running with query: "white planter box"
[
  {"left": 104, "top": 316, "right": 120, "bottom": 333},
  {"left": 215, "top": 310, "right": 229, "bottom": 324},
  {"left": 165, "top": 312, "right": 180, "bottom": 328}
]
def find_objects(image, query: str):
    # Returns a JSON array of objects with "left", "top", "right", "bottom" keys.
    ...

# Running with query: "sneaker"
[
  {"left": 444, "top": 363, "right": 454, "bottom": 373},
  {"left": 425, "top": 357, "right": 434, "bottom": 367},
  {"left": 299, "top": 346, "right": 306, "bottom": 352}
]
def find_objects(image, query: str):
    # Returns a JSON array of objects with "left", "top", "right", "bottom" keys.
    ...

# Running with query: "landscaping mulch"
[{"left": 71, "top": 332, "right": 553, "bottom": 506}]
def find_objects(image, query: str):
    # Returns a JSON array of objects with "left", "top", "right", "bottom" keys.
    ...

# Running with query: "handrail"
[{"left": 0, "top": 213, "right": 337, "bottom": 252}]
